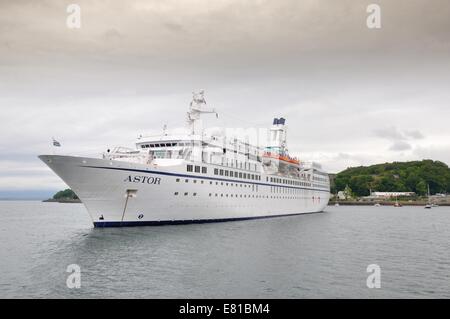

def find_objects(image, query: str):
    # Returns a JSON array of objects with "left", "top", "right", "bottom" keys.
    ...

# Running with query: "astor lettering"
[{"left": 124, "top": 175, "right": 161, "bottom": 185}]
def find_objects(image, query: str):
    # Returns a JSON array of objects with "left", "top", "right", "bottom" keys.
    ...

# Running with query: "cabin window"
[
  {"left": 225, "top": 170, "right": 229, "bottom": 177},
  {"left": 187, "top": 164, "right": 193, "bottom": 172},
  {"left": 214, "top": 168, "right": 218, "bottom": 175},
  {"left": 195, "top": 165, "right": 200, "bottom": 173},
  {"left": 202, "top": 167, "right": 207, "bottom": 174},
  {"left": 219, "top": 169, "right": 224, "bottom": 176}
]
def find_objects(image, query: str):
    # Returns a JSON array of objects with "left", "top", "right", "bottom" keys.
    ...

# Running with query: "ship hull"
[{"left": 39, "top": 155, "right": 330, "bottom": 227}]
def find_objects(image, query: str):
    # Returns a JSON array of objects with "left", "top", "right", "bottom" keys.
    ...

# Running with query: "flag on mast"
[{"left": 52, "top": 138, "right": 61, "bottom": 147}]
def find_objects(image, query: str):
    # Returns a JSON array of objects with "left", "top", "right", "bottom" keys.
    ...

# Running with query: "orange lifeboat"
[{"left": 263, "top": 152, "right": 299, "bottom": 165}]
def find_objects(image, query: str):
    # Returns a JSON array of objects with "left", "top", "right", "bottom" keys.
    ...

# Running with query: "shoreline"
[
  {"left": 42, "top": 198, "right": 82, "bottom": 204},
  {"left": 329, "top": 201, "right": 450, "bottom": 206}
]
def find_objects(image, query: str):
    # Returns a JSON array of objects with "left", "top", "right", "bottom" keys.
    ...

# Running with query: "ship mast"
[{"left": 187, "top": 90, "right": 218, "bottom": 135}]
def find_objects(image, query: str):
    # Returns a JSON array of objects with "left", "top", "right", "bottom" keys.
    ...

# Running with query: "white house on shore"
[{"left": 369, "top": 192, "right": 415, "bottom": 199}]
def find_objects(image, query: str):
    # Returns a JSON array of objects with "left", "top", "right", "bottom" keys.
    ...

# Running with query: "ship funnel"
[
  {"left": 273, "top": 118, "right": 279, "bottom": 125},
  {"left": 278, "top": 118, "right": 286, "bottom": 125}
]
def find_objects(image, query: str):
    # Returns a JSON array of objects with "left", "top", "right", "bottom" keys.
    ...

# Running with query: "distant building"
[
  {"left": 337, "top": 191, "right": 347, "bottom": 200},
  {"left": 370, "top": 192, "right": 415, "bottom": 198}
]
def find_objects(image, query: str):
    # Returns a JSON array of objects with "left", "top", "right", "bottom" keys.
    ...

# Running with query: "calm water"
[{"left": 0, "top": 201, "right": 450, "bottom": 298}]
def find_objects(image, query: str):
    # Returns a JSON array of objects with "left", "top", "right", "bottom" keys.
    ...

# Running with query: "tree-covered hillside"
[
  {"left": 53, "top": 189, "right": 79, "bottom": 200},
  {"left": 333, "top": 160, "right": 450, "bottom": 197}
]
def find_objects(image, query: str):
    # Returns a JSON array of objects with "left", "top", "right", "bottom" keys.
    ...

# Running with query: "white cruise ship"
[{"left": 39, "top": 91, "right": 330, "bottom": 227}]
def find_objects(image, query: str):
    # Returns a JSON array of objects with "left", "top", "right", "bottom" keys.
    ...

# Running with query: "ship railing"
[{"left": 103, "top": 147, "right": 153, "bottom": 164}]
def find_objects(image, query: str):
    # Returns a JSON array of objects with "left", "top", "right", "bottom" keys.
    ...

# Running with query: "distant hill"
[
  {"left": 43, "top": 189, "right": 81, "bottom": 203},
  {"left": 52, "top": 189, "right": 79, "bottom": 200},
  {"left": 333, "top": 160, "right": 450, "bottom": 197}
]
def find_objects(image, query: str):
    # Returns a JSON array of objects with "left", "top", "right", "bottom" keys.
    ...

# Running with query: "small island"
[{"left": 43, "top": 189, "right": 81, "bottom": 203}]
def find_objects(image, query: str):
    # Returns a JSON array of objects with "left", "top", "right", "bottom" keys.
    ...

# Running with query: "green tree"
[
  {"left": 53, "top": 189, "right": 79, "bottom": 200},
  {"left": 344, "top": 185, "right": 354, "bottom": 199},
  {"left": 416, "top": 180, "right": 427, "bottom": 196},
  {"left": 333, "top": 160, "right": 450, "bottom": 197}
]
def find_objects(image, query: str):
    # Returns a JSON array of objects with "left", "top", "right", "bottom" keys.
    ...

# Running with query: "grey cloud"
[
  {"left": 164, "top": 22, "right": 184, "bottom": 33},
  {"left": 0, "top": 0, "right": 449, "bottom": 190},
  {"left": 404, "top": 130, "right": 425, "bottom": 140},
  {"left": 389, "top": 141, "right": 412, "bottom": 151},
  {"left": 374, "top": 127, "right": 406, "bottom": 140},
  {"left": 103, "top": 28, "right": 122, "bottom": 40},
  {"left": 374, "top": 127, "right": 426, "bottom": 152}
]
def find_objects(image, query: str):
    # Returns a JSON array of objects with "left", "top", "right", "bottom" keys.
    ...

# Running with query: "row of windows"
[
  {"left": 187, "top": 164, "right": 207, "bottom": 174},
  {"left": 267, "top": 176, "right": 311, "bottom": 187},
  {"left": 313, "top": 183, "right": 329, "bottom": 189},
  {"left": 177, "top": 175, "right": 329, "bottom": 193},
  {"left": 175, "top": 177, "right": 329, "bottom": 196},
  {"left": 176, "top": 178, "right": 258, "bottom": 190},
  {"left": 213, "top": 168, "right": 261, "bottom": 181},
  {"left": 313, "top": 176, "right": 328, "bottom": 183},
  {"left": 141, "top": 141, "right": 201, "bottom": 148},
  {"left": 271, "top": 186, "right": 319, "bottom": 194},
  {"left": 173, "top": 192, "right": 322, "bottom": 200},
  {"left": 218, "top": 158, "right": 259, "bottom": 172}
]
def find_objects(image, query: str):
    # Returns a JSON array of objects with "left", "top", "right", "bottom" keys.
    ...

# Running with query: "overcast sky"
[{"left": 1, "top": 0, "right": 450, "bottom": 194}]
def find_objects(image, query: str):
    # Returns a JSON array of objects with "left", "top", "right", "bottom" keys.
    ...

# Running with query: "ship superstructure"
[{"left": 40, "top": 91, "right": 330, "bottom": 227}]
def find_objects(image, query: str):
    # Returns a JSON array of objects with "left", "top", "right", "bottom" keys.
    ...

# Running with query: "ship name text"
[{"left": 124, "top": 175, "right": 161, "bottom": 185}]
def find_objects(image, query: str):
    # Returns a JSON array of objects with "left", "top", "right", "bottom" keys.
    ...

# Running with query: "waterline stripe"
[{"left": 93, "top": 211, "right": 323, "bottom": 227}]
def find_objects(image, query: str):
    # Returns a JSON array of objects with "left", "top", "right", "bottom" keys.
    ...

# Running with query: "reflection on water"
[{"left": 1, "top": 201, "right": 450, "bottom": 298}]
